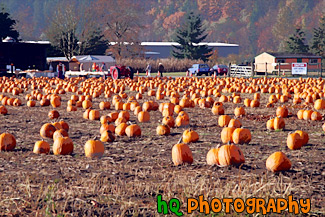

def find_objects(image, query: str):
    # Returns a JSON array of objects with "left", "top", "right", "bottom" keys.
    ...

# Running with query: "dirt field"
[{"left": 0, "top": 76, "right": 324, "bottom": 216}]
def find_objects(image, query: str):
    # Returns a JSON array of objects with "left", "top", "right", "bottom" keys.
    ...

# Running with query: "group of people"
[
  {"left": 145, "top": 63, "right": 164, "bottom": 77},
  {"left": 79, "top": 62, "right": 107, "bottom": 72},
  {"left": 56, "top": 62, "right": 165, "bottom": 79}
]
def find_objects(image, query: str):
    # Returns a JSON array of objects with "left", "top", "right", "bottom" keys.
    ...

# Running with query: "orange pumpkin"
[
  {"left": 266, "top": 152, "right": 291, "bottom": 172},
  {"left": 33, "top": 140, "right": 50, "bottom": 154},
  {"left": 156, "top": 124, "right": 170, "bottom": 136},
  {"left": 89, "top": 110, "right": 100, "bottom": 120},
  {"left": 266, "top": 119, "right": 275, "bottom": 130},
  {"left": 297, "top": 110, "right": 304, "bottom": 120},
  {"left": 82, "top": 100, "right": 92, "bottom": 109},
  {"left": 206, "top": 147, "right": 220, "bottom": 165},
  {"left": 125, "top": 124, "right": 142, "bottom": 137},
  {"left": 232, "top": 128, "right": 252, "bottom": 144},
  {"left": 162, "top": 116, "right": 175, "bottom": 128},
  {"left": 138, "top": 111, "right": 150, "bottom": 122},
  {"left": 172, "top": 143, "right": 193, "bottom": 166},
  {"left": 182, "top": 129, "right": 199, "bottom": 143},
  {"left": 218, "top": 144, "right": 245, "bottom": 166},
  {"left": 115, "top": 123, "right": 128, "bottom": 136},
  {"left": 287, "top": 132, "right": 303, "bottom": 150},
  {"left": 53, "top": 129, "right": 69, "bottom": 141},
  {"left": 314, "top": 99, "right": 325, "bottom": 110},
  {"left": 59, "top": 120, "right": 69, "bottom": 132},
  {"left": 0, "top": 106, "right": 7, "bottom": 115},
  {"left": 218, "top": 115, "right": 231, "bottom": 127},
  {"left": 295, "top": 130, "right": 309, "bottom": 146},
  {"left": 234, "top": 107, "right": 245, "bottom": 117},
  {"left": 40, "top": 123, "right": 56, "bottom": 139},
  {"left": 27, "top": 100, "right": 36, "bottom": 107},
  {"left": 0, "top": 133, "right": 16, "bottom": 151},
  {"left": 276, "top": 106, "right": 288, "bottom": 118},
  {"left": 99, "top": 101, "right": 110, "bottom": 110},
  {"left": 48, "top": 110, "right": 60, "bottom": 119},
  {"left": 84, "top": 140, "right": 105, "bottom": 158},
  {"left": 228, "top": 119, "right": 242, "bottom": 128},
  {"left": 220, "top": 127, "right": 236, "bottom": 143},
  {"left": 50, "top": 96, "right": 61, "bottom": 108},
  {"left": 274, "top": 117, "right": 285, "bottom": 130},
  {"left": 101, "top": 130, "right": 116, "bottom": 143},
  {"left": 53, "top": 137, "right": 74, "bottom": 155},
  {"left": 311, "top": 111, "right": 322, "bottom": 121}
]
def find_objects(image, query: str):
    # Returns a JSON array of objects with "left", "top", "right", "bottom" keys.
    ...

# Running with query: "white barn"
[{"left": 141, "top": 42, "right": 239, "bottom": 59}]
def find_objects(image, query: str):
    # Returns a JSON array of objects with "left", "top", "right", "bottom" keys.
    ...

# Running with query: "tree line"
[{"left": 0, "top": 1, "right": 324, "bottom": 63}]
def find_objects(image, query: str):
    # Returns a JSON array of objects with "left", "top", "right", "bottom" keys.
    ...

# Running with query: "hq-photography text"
[{"left": 156, "top": 195, "right": 311, "bottom": 216}]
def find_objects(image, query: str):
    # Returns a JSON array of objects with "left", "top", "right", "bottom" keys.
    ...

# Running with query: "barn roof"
[{"left": 266, "top": 52, "right": 322, "bottom": 59}]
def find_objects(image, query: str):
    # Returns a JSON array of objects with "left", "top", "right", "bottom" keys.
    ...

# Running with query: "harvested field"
[{"left": 0, "top": 76, "right": 324, "bottom": 216}]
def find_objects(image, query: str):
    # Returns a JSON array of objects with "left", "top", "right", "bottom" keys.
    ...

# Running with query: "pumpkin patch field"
[{"left": 0, "top": 76, "right": 324, "bottom": 216}]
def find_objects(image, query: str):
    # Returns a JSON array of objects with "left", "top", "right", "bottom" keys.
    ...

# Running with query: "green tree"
[
  {"left": 285, "top": 28, "right": 309, "bottom": 53},
  {"left": 78, "top": 28, "right": 108, "bottom": 55},
  {"left": 172, "top": 12, "right": 212, "bottom": 61},
  {"left": 0, "top": 7, "right": 19, "bottom": 41},
  {"left": 311, "top": 16, "right": 325, "bottom": 58}
]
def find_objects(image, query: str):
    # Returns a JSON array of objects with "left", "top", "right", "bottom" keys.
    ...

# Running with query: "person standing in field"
[
  {"left": 158, "top": 62, "right": 164, "bottom": 77},
  {"left": 145, "top": 63, "right": 151, "bottom": 77},
  {"left": 57, "top": 62, "right": 64, "bottom": 79}
]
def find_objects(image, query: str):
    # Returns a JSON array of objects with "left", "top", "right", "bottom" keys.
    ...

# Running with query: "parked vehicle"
[
  {"left": 109, "top": 65, "right": 134, "bottom": 80},
  {"left": 187, "top": 64, "right": 210, "bottom": 76},
  {"left": 210, "top": 64, "right": 228, "bottom": 76}
]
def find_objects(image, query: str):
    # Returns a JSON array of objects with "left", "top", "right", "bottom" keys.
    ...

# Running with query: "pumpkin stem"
[{"left": 177, "top": 136, "right": 182, "bottom": 144}]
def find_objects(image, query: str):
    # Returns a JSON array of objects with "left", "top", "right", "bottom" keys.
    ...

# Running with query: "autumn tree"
[
  {"left": 311, "top": 16, "right": 325, "bottom": 58},
  {"left": 172, "top": 12, "right": 212, "bottom": 61},
  {"left": 45, "top": 3, "right": 79, "bottom": 60},
  {"left": 93, "top": 0, "right": 143, "bottom": 59},
  {"left": 285, "top": 28, "right": 309, "bottom": 54},
  {"left": 0, "top": 7, "right": 19, "bottom": 41},
  {"left": 45, "top": 2, "right": 108, "bottom": 60}
]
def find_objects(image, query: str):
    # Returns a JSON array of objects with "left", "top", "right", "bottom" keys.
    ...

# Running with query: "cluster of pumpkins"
[{"left": 0, "top": 75, "right": 324, "bottom": 174}]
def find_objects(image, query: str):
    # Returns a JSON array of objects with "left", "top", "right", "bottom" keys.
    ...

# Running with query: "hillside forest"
[{"left": 0, "top": 0, "right": 324, "bottom": 62}]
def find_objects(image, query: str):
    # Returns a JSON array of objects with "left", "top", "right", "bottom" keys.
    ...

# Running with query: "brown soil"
[{"left": 0, "top": 77, "right": 324, "bottom": 216}]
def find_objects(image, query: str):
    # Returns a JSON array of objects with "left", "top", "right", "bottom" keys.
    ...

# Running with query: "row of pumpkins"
[{"left": 0, "top": 76, "right": 324, "bottom": 174}]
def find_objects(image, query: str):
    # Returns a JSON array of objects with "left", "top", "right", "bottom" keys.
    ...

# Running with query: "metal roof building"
[{"left": 140, "top": 42, "right": 239, "bottom": 59}]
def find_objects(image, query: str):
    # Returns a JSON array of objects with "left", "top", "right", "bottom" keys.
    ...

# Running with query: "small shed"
[{"left": 255, "top": 52, "right": 322, "bottom": 74}]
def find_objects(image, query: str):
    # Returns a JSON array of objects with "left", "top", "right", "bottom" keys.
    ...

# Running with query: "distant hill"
[{"left": 1, "top": 0, "right": 324, "bottom": 60}]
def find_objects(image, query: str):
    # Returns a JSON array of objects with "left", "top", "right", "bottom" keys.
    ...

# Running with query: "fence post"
[
  {"left": 278, "top": 63, "right": 281, "bottom": 77},
  {"left": 251, "top": 62, "right": 254, "bottom": 77},
  {"left": 265, "top": 62, "right": 267, "bottom": 77},
  {"left": 228, "top": 63, "right": 231, "bottom": 77},
  {"left": 321, "top": 61, "right": 322, "bottom": 77}
]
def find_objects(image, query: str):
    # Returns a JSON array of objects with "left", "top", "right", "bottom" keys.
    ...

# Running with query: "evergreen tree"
[
  {"left": 172, "top": 12, "right": 212, "bottom": 61},
  {"left": 285, "top": 28, "right": 309, "bottom": 53},
  {"left": 0, "top": 7, "right": 19, "bottom": 41},
  {"left": 78, "top": 28, "right": 108, "bottom": 55},
  {"left": 311, "top": 16, "right": 325, "bottom": 58}
]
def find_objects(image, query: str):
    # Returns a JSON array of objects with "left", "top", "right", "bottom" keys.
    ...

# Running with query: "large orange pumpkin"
[
  {"left": 40, "top": 123, "right": 57, "bottom": 139},
  {"left": 172, "top": 143, "right": 193, "bottom": 166},
  {"left": 0, "top": 133, "right": 16, "bottom": 151},
  {"left": 125, "top": 124, "right": 142, "bottom": 137},
  {"left": 266, "top": 152, "right": 291, "bottom": 172},
  {"left": 84, "top": 140, "right": 105, "bottom": 158},
  {"left": 218, "top": 144, "right": 245, "bottom": 166},
  {"left": 232, "top": 128, "right": 252, "bottom": 144},
  {"left": 33, "top": 140, "right": 50, "bottom": 154},
  {"left": 53, "top": 137, "right": 74, "bottom": 155}
]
